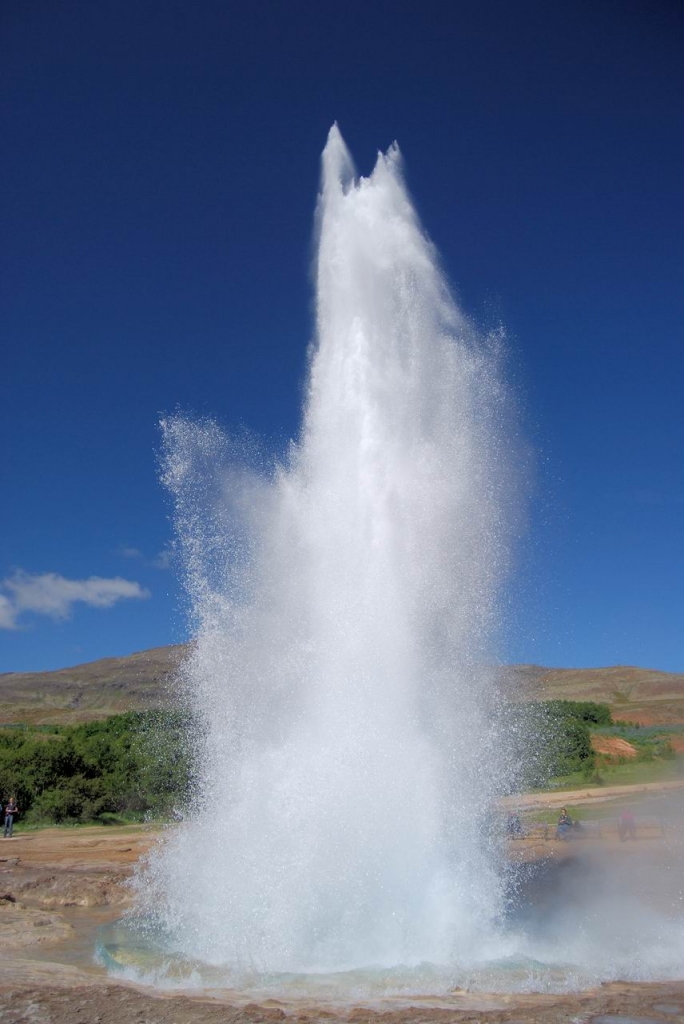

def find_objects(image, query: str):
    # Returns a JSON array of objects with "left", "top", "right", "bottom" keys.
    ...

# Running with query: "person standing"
[
  {"left": 618, "top": 807, "right": 636, "bottom": 841},
  {"left": 3, "top": 796, "right": 19, "bottom": 838}
]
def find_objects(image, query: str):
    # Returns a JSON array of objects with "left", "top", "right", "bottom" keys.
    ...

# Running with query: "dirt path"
[
  {"left": 501, "top": 777, "right": 684, "bottom": 811},
  {"left": 1, "top": 821, "right": 155, "bottom": 869}
]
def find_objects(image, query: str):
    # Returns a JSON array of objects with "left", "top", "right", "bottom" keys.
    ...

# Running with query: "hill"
[
  {"left": 1, "top": 646, "right": 683, "bottom": 725},
  {"left": 0, "top": 645, "right": 186, "bottom": 724},
  {"left": 505, "top": 663, "right": 684, "bottom": 724}
]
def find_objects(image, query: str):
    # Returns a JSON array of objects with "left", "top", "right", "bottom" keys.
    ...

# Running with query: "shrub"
[
  {"left": 0, "top": 711, "right": 194, "bottom": 826},
  {"left": 505, "top": 700, "right": 601, "bottom": 788}
]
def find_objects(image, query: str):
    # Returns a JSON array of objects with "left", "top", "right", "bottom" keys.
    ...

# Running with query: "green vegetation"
[
  {"left": 596, "top": 722, "right": 680, "bottom": 759},
  {"left": 0, "top": 711, "right": 194, "bottom": 827},
  {"left": 528, "top": 701, "right": 682, "bottom": 789},
  {"left": 524, "top": 802, "right": 619, "bottom": 824},
  {"left": 550, "top": 754, "right": 684, "bottom": 791},
  {"left": 542, "top": 700, "right": 613, "bottom": 727},
  {"left": 2, "top": 698, "right": 681, "bottom": 830},
  {"left": 505, "top": 699, "right": 684, "bottom": 792},
  {"left": 509, "top": 700, "right": 611, "bottom": 789}
]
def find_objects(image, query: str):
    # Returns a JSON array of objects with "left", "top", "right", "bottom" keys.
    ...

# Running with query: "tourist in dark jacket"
[
  {"left": 3, "top": 797, "right": 19, "bottom": 838},
  {"left": 556, "top": 807, "right": 572, "bottom": 840}
]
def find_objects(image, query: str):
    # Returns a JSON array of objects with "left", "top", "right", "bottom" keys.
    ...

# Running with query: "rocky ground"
[
  {"left": 2, "top": 980, "right": 684, "bottom": 1024},
  {"left": 1, "top": 808, "right": 684, "bottom": 1023},
  {"left": 0, "top": 825, "right": 149, "bottom": 953}
]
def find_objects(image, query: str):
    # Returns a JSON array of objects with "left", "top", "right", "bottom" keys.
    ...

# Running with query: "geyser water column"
[{"left": 140, "top": 125, "right": 520, "bottom": 980}]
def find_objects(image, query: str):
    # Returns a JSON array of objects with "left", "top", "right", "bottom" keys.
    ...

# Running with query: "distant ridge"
[
  {"left": 502, "top": 663, "right": 684, "bottom": 724},
  {"left": 1, "top": 646, "right": 683, "bottom": 726},
  {"left": 0, "top": 645, "right": 186, "bottom": 725}
]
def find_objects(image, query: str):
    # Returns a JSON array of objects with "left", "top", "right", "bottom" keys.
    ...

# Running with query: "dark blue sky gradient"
[{"left": 1, "top": 1, "right": 683, "bottom": 671}]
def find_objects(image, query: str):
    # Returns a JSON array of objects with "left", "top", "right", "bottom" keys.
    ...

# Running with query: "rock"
[
  {"left": 15, "top": 870, "right": 130, "bottom": 907},
  {"left": 0, "top": 900, "right": 74, "bottom": 947}
]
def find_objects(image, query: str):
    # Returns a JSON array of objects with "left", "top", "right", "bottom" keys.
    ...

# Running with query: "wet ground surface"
[
  {"left": 1, "top": 980, "right": 684, "bottom": 1024},
  {"left": 1, "top": 815, "right": 684, "bottom": 1023}
]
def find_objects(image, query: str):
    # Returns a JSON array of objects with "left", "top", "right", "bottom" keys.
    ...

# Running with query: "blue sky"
[{"left": 1, "top": 0, "right": 682, "bottom": 673}]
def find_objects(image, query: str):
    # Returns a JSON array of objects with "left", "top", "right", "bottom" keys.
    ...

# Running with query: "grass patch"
[
  {"left": 595, "top": 724, "right": 684, "bottom": 739},
  {"left": 9, "top": 816, "right": 156, "bottom": 834},
  {"left": 540, "top": 754, "right": 684, "bottom": 793},
  {"left": 595, "top": 756, "right": 684, "bottom": 785},
  {"left": 522, "top": 802, "right": 623, "bottom": 824}
]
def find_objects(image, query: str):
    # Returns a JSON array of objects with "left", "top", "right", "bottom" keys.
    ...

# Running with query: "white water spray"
[{"left": 139, "top": 126, "right": 522, "bottom": 981}]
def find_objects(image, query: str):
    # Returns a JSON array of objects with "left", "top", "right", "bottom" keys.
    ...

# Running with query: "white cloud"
[
  {"left": 0, "top": 593, "right": 17, "bottom": 630},
  {"left": 117, "top": 545, "right": 143, "bottom": 559},
  {"left": 116, "top": 543, "right": 174, "bottom": 570},
  {"left": 150, "top": 546, "right": 174, "bottom": 570},
  {"left": 0, "top": 571, "right": 151, "bottom": 630}
]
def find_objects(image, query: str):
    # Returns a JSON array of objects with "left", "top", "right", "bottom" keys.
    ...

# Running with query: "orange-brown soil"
[{"left": 591, "top": 735, "right": 638, "bottom": 758}]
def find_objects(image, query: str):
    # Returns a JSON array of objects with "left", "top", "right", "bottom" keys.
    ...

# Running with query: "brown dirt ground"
[
  {"left": 3, "top": 980, "right": 684, "bottom": 1024},
  {"left": 501, "top": 777, "right": 684, "bottom": 812}
]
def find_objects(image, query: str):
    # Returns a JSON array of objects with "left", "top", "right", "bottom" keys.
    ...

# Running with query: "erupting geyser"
[{"left": 137, "top": 125, "right": 522, "bottom": 984}]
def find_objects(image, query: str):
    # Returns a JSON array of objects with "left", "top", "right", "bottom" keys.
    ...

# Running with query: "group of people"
[
  {"left": 557, "top": 806, "right": 638, "bottom": 841},
  {"left": 2, "top": 797, "right": 19, "bottom": 838},
  {"left": 505, "top": 805, "right": 640, "bottom": 843},
  {"left": 504, "top": 808, "right": 582, "bottom": 840}
]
